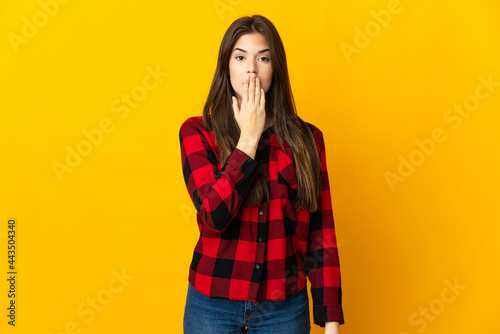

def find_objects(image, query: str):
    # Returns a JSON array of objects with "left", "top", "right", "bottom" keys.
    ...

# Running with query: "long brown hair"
[{"left": 203, "top": 14, "right": 321, "bottom": 212}]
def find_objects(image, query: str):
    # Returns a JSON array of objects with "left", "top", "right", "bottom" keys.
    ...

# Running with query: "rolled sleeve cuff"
[
  {"left": 226, "top": 148, "right": 260, "bottom": 177},
  {"left": 313, "top": 304, "right": 345, "bottom": 327}
]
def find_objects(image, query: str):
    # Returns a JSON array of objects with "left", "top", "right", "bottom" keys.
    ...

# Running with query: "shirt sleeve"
[
  {"left": 306, "top": 128, "right": 344, "bottom": 326},
  {"left": 179, "top": 118, "right": 261, "bottom": 232}
]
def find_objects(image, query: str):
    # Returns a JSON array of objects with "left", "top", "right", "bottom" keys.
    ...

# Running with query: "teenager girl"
[{"left": 180, "top": 14, "right": 344, "bottom": 334}]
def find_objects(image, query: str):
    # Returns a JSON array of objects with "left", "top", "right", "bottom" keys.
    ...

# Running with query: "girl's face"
[{"left": 229, "top": 33, "right": 273, "bottom": 104}]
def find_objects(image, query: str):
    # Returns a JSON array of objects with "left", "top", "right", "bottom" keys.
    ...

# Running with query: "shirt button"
[
  {"left": 255, "top": 264, "right": 260, "bottom": 269},
  {"left": 259, "top": 160, "right": 264, "bottom": 164},
  {"left": 259, "top": 210, "right": 263, "bottom": 216},
  {"left": 257, "top": 237, "right": 262, "bottom": 242}
]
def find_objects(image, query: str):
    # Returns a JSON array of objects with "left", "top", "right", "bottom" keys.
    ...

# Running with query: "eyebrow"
[{"left": 233, "top": 48, "right": 270, "bottom": 54}]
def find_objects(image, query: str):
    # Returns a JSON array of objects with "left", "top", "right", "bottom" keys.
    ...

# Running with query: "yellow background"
[{"left": 1, "top": 0, "right": 499, "bottom": 333}]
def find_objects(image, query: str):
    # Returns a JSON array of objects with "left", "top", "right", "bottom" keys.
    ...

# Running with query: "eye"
[
  {"left": 235, "top": 56, "right": 244, "bottom": 61},
  {"left": 260, "top": 57, "right": 270, "bottom": 62}
]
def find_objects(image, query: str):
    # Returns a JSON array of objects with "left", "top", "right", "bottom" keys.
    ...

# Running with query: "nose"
[{"left": 247, "top": 60, "right": 258, "bottom": 75}]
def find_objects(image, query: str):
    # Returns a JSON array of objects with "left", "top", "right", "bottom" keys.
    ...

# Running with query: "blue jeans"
[{"left": 183, "top": 283, "right": 311, "bottom": 333}]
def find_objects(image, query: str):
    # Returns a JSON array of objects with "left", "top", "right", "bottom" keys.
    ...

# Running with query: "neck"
[{"left": 265, "top": 115, "right": 274, "bottom": 129}]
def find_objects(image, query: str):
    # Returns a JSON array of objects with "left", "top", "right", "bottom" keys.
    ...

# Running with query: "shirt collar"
[{"left": 259, "top": 125, "right": 274, "bottom": 145}]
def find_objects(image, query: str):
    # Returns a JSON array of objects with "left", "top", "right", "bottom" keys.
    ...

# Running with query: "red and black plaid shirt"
[{"left": 179, "top": 116, "right": 344, "bottom": 326}]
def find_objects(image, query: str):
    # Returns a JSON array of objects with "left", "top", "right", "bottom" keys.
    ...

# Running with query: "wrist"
[
  {"left": 324, "top": 321, "right": 340, "bottom": 334},
  {"left": 236, "top": 139, "right": 258, "bottom": 160}
]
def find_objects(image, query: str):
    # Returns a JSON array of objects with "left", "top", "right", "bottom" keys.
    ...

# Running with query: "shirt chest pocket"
[{"left": 277, "top": 147, "right": 298, "bottom": 191}]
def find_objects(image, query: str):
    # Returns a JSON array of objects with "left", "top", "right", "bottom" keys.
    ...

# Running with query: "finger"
[
  {"left": 248, "top": 73, "right": 255, "bottom": 103},
  {"left": 242, "top": 76, "right": 249, "bottom": 105},
  {"left": 232, "top": 96, "right": 239, "bottom": 115},
  {"left": 260, "top": 88, "right": 265, "bottom": 112},
  {"left": 255, "top": 77, "right": 261, "bottom": 105}
]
